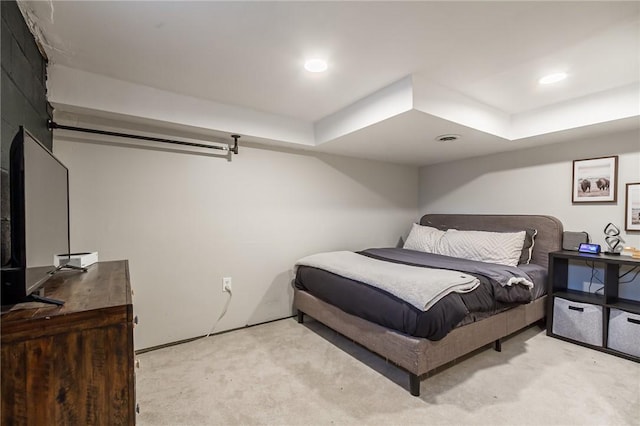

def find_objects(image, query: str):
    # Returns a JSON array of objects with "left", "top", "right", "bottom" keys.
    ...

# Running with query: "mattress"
[{"left": 294, "top": 248, "right": 547, "bottom": 340}]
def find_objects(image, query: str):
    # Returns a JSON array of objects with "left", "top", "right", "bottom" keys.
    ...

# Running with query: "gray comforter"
[
  {"left": 360, "top": 248, "right": 534, "bottom": 304},
  {"left": 295, "top": 247, "right": 543, "bottom": 340}
]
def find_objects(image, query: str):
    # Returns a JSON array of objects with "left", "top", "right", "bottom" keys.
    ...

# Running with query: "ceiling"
[{"left": 19, "top": 1, "right": 640, "bottom": 165}]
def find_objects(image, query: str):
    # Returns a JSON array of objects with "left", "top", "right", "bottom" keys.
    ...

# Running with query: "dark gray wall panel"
[{"left": 1, "top": 0, "right": 52, "bottom": 266}]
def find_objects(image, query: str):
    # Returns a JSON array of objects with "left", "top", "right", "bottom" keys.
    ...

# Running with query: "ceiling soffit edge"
[{"left": 47, "top": 65, "right": 639, "bottom": 152}]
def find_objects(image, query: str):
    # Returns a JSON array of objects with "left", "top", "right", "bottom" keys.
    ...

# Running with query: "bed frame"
[{"left": 294, "top": 214, "right": 563, "bottom": 396}]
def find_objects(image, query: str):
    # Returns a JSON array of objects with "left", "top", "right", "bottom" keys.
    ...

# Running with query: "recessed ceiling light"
[
  {"left": 304, "top": 59, "right": 328, "bottom": 73},
  {"left": 539, "top": 72, "right": 568, "bottom": 85}
]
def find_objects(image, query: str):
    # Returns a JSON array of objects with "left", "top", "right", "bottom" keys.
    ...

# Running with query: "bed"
[{"left": 293, "top": 214, "right": 563, "bottom": 396}]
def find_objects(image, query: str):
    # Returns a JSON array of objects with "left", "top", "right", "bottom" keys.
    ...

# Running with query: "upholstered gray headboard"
[{"left": 419, "top": 214, "right": 564, "bottom": 269}]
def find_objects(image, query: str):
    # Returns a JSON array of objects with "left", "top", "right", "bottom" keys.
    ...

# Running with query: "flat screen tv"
[{"left": 1, "top": 127, "right": 70, "bottom": 305}]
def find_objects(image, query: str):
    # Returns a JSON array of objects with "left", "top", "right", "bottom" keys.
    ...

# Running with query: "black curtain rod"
[{"left": 47, "top": 120, "right": 239, "bottom": 154}]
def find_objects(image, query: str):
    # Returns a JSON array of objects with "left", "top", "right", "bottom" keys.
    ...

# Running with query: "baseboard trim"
[{"left": 135, "top": 315, "right": 295, "bottom": 354}]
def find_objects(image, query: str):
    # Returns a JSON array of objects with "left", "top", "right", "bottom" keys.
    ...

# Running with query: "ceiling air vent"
[{"left": 435, "top": 134, "right": 461, "bottom": 142}]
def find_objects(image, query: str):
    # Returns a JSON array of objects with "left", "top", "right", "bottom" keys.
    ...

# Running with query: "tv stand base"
[{"left": 27, "top": 293, "right": 64, "bottom": 306}]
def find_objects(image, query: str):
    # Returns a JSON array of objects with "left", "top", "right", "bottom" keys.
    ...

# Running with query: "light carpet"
[{"left": 136, "top": 317, "right": 640, "bottom": 425}]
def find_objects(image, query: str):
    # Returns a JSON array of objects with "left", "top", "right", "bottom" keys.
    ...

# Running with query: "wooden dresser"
[{"left": 1, "top": 260, "right": 135, "bottom": 425}]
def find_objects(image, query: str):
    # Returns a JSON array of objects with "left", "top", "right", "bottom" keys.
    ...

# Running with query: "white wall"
[
  {"left": 53, "top": 122, "right": 637, "bottom": 350},
  {"left": 419, "top": 128, "right": 640, "bottom": 249},
  {"left": 419, "top": 128, "right": 640, "bottom": 298},
  {"left": 54, "top": 136, "right": 418, "bottom": 350}
]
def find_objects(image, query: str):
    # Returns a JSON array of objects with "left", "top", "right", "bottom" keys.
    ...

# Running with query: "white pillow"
[
  {"left": 403, "top": 224, "right": 445, "bottom": 252},
  {"left": 436, "top": 229, "right": 526, "bottom": 267}
]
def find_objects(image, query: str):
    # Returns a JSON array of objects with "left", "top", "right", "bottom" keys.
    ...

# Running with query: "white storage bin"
[
  {"left": 607, "top": 308, "right": 640, "bottom": 358},
  {"left": 552, "top": 297, "right": 603, "bottom": 346}
]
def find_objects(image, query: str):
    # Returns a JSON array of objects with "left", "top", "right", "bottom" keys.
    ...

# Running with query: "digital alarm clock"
[{"left": 578, "top": 243, "right": 601, "bottom": 254}]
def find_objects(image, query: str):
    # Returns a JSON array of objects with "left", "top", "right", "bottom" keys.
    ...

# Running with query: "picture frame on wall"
[
  {"left": 572, "top": 155, "right": 618, "bottom": 203},
  {"left": 625, "top": 182, "right": 640, "bottom": 231}
]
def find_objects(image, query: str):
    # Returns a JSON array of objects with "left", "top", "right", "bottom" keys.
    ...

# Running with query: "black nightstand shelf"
[
  {"left": 606, "top": 298, "right": 640, "bottom": 315},
  {"left": 553, "top": 289, "right": 604, "bottom": 305},
  {"left": 548, "top": 251, "right": 640, "bottom": 362}
]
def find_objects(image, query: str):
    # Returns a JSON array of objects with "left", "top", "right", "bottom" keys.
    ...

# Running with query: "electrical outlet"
[{"left": 222, "top": 277, "right": 232, "bottom": 293}]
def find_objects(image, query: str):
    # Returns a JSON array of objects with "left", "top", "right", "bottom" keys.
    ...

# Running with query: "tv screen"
[{"left": 1, "top": 127, "right": 70, "bottom": 304}]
